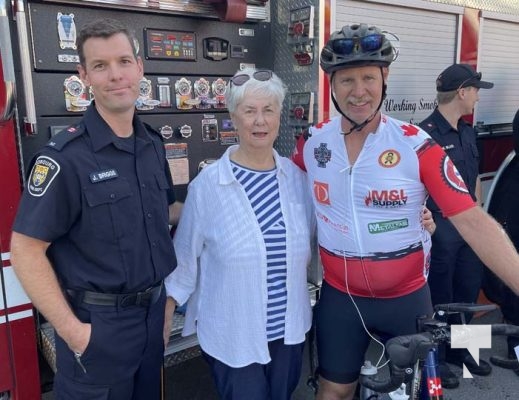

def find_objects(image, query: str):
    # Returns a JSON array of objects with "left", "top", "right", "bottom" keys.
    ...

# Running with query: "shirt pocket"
[
  {"left": 153, "top": 172, "right": 171, "bottom": 222},
  {"left": 83, "top": 178, "right": 133, "bottom": 240},
  {"left": 154, "top": 172, "right": 170, "bottom": 190}
]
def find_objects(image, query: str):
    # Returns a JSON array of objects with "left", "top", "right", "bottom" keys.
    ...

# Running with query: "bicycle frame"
[{"left": 408, "top": 347, "right": 444, "bottom": 400}]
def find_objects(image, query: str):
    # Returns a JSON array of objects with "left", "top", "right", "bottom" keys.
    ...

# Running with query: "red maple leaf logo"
[{"left": 401, "top": 124, "right": 419, "bottom": 136}]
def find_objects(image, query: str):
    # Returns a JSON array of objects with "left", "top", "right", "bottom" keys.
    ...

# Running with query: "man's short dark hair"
[
  {"left": 436, "top": 90, "right": 457, "bottom": 105},
  {"left": 77, "top": 18, "right": 138, "bottom": 66}
]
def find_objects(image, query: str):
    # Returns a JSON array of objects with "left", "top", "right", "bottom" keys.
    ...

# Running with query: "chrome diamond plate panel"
[{"left": 272, "top": 0, "right": 319, "bottom": 156}]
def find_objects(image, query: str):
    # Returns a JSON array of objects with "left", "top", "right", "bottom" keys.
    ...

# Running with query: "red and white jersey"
[{"left": 294, "top": 115, "right": 476, "bottom": 298}]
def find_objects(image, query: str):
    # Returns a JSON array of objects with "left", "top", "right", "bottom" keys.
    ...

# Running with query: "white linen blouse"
[{"left": 165, "top": 145, "right": 315, "bottom": 367}]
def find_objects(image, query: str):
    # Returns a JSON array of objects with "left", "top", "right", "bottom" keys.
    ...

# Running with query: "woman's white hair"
[{"left": 225, "top": 68, "right": 287, "bottom": 114}]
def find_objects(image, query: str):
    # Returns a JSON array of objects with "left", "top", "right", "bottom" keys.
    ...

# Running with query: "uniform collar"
[
  {"left": 83, "top": 104, "right": 152, "bottom": 152},
  {"left": 431, "top": 107, "right": 468, "bottom": 135},
  {"left": 218, "top": 145, "right": 287, "bottom": 185}
]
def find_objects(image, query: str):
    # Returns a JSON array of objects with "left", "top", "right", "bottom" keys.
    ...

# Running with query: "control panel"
[
  {"left": 145, "top": 29, "right": 197, "bottom": 61},
  {"left": 25, "top": 2, "right": 273, "bottom": 201}
]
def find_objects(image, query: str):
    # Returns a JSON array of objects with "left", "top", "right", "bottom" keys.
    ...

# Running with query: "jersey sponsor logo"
[
  {"left": 378, "top": 149, "right": 401, "bottom": 168},
  {"left": 442, "top": 155, "right": 469, "bottom": 193},
  {"left": 316, "top": 210, "right": 348, "bottom": 234},
  {"left": 365, "top": 189, "right": 408, "bottom": 207},
  {"left": 368, "top": 218, "right": 409, "bottom": 234},
  {"left": 314, "top": 143, "right": 331, "bottom": 168},
  {"left": 90, "top": 169, "right": 119, "bottom": 183},
  {"left": 313, "top": 181, "right": 330, "bottom": 205},
  {"left": 28, "top": 156, "right": 61, "bottom": 197}
]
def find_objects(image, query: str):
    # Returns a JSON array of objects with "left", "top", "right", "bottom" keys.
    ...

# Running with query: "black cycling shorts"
[{"left": 315, "top": 280, "right": 433, "bottom": 384}]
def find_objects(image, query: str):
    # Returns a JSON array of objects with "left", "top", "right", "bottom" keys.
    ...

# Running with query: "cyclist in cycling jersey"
[{"left": 292, "top": 23, "right": 519, "bottom": 400}]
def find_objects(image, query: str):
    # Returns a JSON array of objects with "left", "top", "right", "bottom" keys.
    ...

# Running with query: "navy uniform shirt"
[
  {"left": 13, "top": 105, "right": 177, "bottom": 293},
  {"left": 419, "top": 107, "right": 480, "bottom": 239}
]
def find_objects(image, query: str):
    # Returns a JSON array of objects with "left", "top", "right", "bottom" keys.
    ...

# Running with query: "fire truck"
[{"left": 1, "top": 0, "right": 519, "bottom": 398}]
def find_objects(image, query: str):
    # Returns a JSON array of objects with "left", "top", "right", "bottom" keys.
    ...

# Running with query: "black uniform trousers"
[
  {"left": 53, "top": 290, "right": 166, "bottom": 400},
  {"left": 202, "top": 339, "right": 305, "bottom": 400},
  {"left": 428, "top": 214, "right": 483, "bottom": 312}
]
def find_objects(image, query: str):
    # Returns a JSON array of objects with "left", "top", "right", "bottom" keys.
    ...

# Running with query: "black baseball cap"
[{"left": 436, "top": 63, "right": 494, "bottom": 92}]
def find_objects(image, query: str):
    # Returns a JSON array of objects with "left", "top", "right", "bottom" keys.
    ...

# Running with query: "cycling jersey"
[{"left": 293, "top": 114, "right": 476, "bottom": 298}]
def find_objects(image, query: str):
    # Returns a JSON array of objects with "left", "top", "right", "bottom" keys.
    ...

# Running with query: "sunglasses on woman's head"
[{"left": 230, "top": 70, "right": 273, "bottom": 87}]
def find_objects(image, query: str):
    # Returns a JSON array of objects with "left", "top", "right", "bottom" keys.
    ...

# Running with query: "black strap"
[{"left": 66, "top": 282, "right": 162, "bottom": 308}]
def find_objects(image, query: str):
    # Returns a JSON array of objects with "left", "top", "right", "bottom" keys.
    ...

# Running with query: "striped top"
[{"left": 232, "top": 162, "right": 287, "bottom": 341}]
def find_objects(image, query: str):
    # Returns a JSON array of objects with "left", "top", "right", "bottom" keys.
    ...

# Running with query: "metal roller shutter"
[{"left": 477, "top": 17, "right": 519, "bottom": 127}]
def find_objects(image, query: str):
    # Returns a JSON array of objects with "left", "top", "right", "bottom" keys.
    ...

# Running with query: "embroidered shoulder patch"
[{"left": 28, "top": 156, "right": 61, "bottom": 197}]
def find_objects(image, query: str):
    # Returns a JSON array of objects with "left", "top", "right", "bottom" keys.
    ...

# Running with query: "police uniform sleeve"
[{"left": 13, "top": 150, "right": 82, "bottom": 242}]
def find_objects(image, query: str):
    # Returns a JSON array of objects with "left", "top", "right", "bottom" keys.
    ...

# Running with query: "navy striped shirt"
[{"left": 232, "top": 162, "right": 287, "bottom": 341}]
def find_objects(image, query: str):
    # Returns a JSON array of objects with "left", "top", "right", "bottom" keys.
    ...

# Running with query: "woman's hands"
[{"left": 164, "top": 296, "right": 176, "bottom": 348}]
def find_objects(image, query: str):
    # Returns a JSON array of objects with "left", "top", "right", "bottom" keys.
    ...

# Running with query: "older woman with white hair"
[{"left": 164, "top": 68, "right": 315, "bottom": 399}]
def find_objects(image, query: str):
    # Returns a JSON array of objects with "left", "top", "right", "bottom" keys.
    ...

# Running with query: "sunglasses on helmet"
[
  {"left": 230, "top": 69, "right": 273, "bottom": 87},
  {"left": 331, "top": 34, "right": 384, "bottom": 55}
]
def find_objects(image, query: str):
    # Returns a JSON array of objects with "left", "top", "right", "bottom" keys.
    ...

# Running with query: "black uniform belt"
[{"left": 66, "top": 282, "right": 163, "bottom": 308}]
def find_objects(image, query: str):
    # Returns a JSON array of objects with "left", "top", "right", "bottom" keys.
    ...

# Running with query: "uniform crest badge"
[{"left": 28, "top": 156, "right": 61, "bottom": 197}]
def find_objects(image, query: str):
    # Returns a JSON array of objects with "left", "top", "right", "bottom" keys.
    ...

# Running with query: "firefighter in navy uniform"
[
  {"left": 10, "top": 19, "right": 181, "bottom": 400},
  {"left": 419, "top": 63, "right": 494, "bottom": 388}
]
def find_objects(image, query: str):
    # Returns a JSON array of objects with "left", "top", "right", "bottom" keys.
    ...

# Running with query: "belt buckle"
[
  {"left": 135, "top": 291, "right": 145, "bottom": 306},
  {"left": 134, "top": 287, "right": 153, "bottom": 307},
  {"left": 120, "top": 293, "right": 134, "bottom": 307}
]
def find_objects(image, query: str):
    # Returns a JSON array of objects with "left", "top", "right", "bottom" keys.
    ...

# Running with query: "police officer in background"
[
  {"left": 10, "top": 18, "right": 181, "bottom": 400},
  {"left": 419, "top": 63, "right": 493, "bottom": 388}
]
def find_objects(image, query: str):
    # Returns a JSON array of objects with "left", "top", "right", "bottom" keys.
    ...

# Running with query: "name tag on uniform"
[
  {"left": 90, "top": 169, "right": 119, "bottom": 183},
  {"left": 442, "top": 144, "right": 455, "bottom": 151}
]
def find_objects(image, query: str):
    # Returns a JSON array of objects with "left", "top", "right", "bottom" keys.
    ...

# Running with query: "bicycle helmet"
[{"left": 320, "top": 23, "right": 397, "bottom": 74}]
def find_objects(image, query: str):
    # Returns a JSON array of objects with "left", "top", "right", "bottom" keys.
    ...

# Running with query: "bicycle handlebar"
[
  {"left": 434, "top": 302, "right": 498, "bottom": 314},
  {"left": 360, "top": 323, "right": 519, "bottom": 393},
  {"left": 490, "top": 323, "right": 519, "bottom": 337},
  {"left": 359, "top": 333, "right": 434, "bottom": 393}
]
